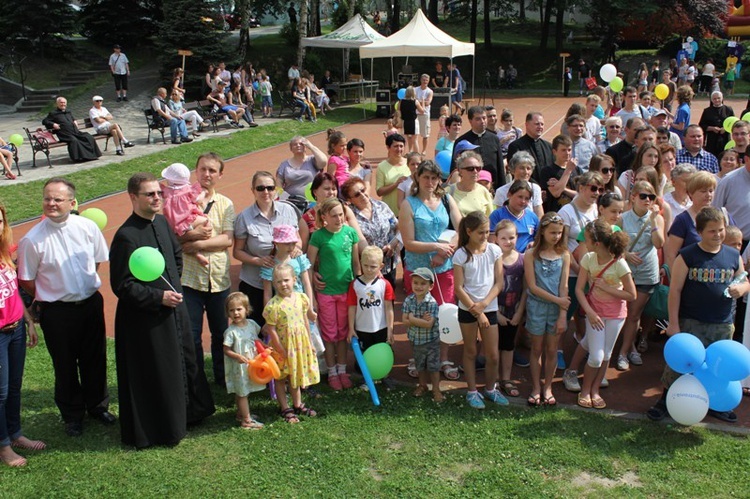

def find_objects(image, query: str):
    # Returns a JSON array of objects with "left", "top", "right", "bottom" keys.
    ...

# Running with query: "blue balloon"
[
  {"left": 397, "top": 88, "right": 406, "bottom": 100},
  {"left": 695, "top": 365, "right": 742, "bottom": 411},
  {"left": 351, "top": 337, "right": 380, "bottom": 406},
  {"left": 435, "top": 150, "right": 452, "bottom": 177},
  {"left": 705, "top": 339, "right": 750, "bottom": 381},
  {"left": 664, "top": 333, "right": 706, "bottom": 374}
]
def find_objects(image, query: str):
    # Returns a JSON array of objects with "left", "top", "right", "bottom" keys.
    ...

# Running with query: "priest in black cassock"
[
  {"left": 42, "top": 97, "right": 102, "bottom": 162},
  {"left": 110, "top": 172, "right": 215, "bottom": 449}
]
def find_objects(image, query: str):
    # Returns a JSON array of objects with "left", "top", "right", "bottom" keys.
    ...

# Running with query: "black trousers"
[{"left": 39, "top": 291, "right": 109, "bottom": 422}]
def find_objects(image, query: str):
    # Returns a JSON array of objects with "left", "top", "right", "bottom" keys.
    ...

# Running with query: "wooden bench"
[
  {"left": 81, "top": 118, "right": 111, "bottom": 151},
  {"left": 199, "top": 99, "right": 231, "bottom": 132},
  {"left": 143, "top": 108, "right": 167, "bottom": 145},
  {"left": 2, "top": 143, "right": 21, "bottom": 177},
  {"left": 276, "top": 91, "right": 302, "bottom": 119},
  {"left": 24, "top": 127, "right": 67, "bottom": 168}
]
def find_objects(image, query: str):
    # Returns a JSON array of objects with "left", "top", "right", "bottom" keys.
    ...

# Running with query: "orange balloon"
[{"left": 247, "top": 355, "right": 281, "bottom": 384}]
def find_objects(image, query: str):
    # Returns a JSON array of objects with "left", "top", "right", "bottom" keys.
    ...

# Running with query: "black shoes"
[
  {"left": 122, "top": 96, "right": 128, "bottom": 102},
  {"left": 116, "top": 150, "right": 124, "bottom": 156},
  {"left": 181, "top": 136, "right": 193, "bottom": 143},
  {"left": 92, "top": 410, "right": 117, "bottom": 425},
  {"left": 65, "top": 421, "right": 83, "bottom": 437},
  {"left": 124, "top": 141, "right": 135, "bottom": 148}
]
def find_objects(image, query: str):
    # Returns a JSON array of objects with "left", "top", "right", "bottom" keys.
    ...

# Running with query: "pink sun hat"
[
  {"left": 478, "top": 170, "right": 492, "bottom": 183},
  {"left": 273, "top": 225, "right": 299, "bottom": 244}
]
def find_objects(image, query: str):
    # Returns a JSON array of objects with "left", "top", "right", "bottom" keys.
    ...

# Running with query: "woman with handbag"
[{"left": 614, "top": 181, "right": 665, "bottom": 371}]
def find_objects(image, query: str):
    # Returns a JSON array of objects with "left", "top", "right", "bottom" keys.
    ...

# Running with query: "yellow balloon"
[
  {"left": 654, "top": 83, "right": 669, "bottom": 101},
  {"left": 742, "top": 113, "right": 750, "bottom": 122},
  {"left": 609, "top": 77, "right": 623, "bottom": 93},
  {"left": 724, "top": 116, "right": 740, "bottom": 134},
  {"left": 725, "top": 140, "right": 736, "bottom": 151}
]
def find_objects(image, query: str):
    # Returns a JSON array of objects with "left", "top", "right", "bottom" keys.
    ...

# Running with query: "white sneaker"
[
  {"left": 628, "top": 351, "right": 643, "bottom": 366},
  {"left": 563, "top": 369, "right": 581, "bottom": 392},
  {"left": 616, "top": 355, "right": 629, "bottom": 371},
  {"left": 600, "top": 377, "right": 609, "bottom": 388}
]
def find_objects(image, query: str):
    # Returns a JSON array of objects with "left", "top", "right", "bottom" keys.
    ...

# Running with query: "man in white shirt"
[
  {"left": 650, "top": 109, "right": 682, "bottom": 150},
  {"left": 567, "top": 114, "right": 599, "bottom": 171},
  {"left": 18, "top": 178, "right": 113, "bottom": 437},
  {"left": 89, "top": 95, "right": 134, "bottom": 156},
  {"left": 616, "top": 86, "right": 650, "bottom": 134},
  {"left": 415, "top": 74, "right": 433, "bottom": 155}
]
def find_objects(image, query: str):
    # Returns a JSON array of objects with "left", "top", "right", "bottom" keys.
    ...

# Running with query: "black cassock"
[
  {"left": 110, "top": 213, "right": 215, "bottom": 449},
  {"left": 42, "top": 108, "right": 102, "bottom": 162}
]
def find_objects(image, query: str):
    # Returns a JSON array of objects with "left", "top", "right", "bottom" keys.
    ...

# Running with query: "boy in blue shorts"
[
  {"left": 647, "top": 207, "right": 750, "bottom": 423},
  {"left": 402, "top": 267, "right": 443, "bottom": 402}
]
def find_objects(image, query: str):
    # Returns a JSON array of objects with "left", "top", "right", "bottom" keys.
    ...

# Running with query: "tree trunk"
[
  {"left": 539, "top": 0, "right": 554, "bottom": 49},
  {"left": 483, "top": 0, "right": 491, "bottom": 48},
  {"left": 236, "top": 0, "right": 251, "bottom": 60},
  {"left": 428, "top": 0, "right": 439, "bottom": 24},
  {"left": 555, "top": 0, "right": 565, "bottom": 52},
  {"left": 420, "top": 0, "right": 427, "bottom": 11},
  {"left": 519, "top": 0, "right": 525, "bottom": 20},
  {"left": 297, "top": 0, "right": 308, "bottom": 67},
  {"left": 310, "top": 0, "right": 321, "bottom": 36},
  {"left": 470, "top": 0, "right": 478, "bottom": 43},
  {"left": 391, "top": 0, "right": 401, "bottom": 33}
]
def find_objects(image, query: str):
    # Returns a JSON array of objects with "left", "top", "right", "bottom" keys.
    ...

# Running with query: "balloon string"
[{"left": 160, "top": 275, "right": 177, "bottom": 293}]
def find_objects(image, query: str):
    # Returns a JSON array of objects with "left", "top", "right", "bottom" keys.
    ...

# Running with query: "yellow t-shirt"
[
  {"left": 376, "top": 159, "right": 411, "bottom": 214},
  {"left": 446, "top": 183, "right": 494, "bottom": 217}
]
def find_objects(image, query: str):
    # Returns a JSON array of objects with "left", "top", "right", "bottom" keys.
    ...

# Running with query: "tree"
[
  {"left": 79, "top": 0, "right": 162, "bottom": 48},
  {"left": 484, "top": 0, "right": 492, "bottom": 48},
  {"left": 470, "top": 0, "right": 478, "bottom": 43},
  {"left": 297, "top": 0, "right": 308, "bottom": 66},
  {"left": 0, "top": 0, "right": 77, "bottom": 55},
  {"left": 390, "top": 0, "right": 401, "bottom": 33},
  {"left": 428, "top": 0, "right": 439, "bottom": 24}
]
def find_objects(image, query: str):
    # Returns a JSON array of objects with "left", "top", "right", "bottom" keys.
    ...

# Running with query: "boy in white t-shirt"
[{"left": 347, "top": 246, "right": 396, "bottom": 387}]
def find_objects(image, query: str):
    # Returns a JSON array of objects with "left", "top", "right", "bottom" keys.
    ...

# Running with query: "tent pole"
[
  {"left": 472, "top": 55, "right": 475, "bottom": 99},
  {"left": 449, "top": 57, "right": 453, "bottom": 111},
  {"left": 360, "top": 54, "right": 366, "bottom": 120}
]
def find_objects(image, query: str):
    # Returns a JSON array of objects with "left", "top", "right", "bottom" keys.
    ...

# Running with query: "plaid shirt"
[
  {"left": 676, "top": 148, "right": 719, "bottom": 174},
  {"left": 180, "top": 192, "right": 235, "bottom": 292},
  {"left": 403, "top": 293, "right": 439, "bottom": 345}
]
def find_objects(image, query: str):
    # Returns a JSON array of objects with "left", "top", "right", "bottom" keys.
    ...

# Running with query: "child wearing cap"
[
  {"left": 402, "top": 267, "right": 443, "bottom": 402},
  {"left": 160, "top": 163, "right": 211, "bottom": 266},
  {"left": 259, "top": 225, "right": 314, "bottom": 310}
]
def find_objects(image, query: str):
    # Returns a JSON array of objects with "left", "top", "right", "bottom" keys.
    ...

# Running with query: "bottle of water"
[{"left": 724, "top": 271, "right": 748, "bottom": 298}]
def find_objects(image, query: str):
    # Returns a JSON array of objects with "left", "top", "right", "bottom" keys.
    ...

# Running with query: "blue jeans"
[
  {"left": 168, "top": 118, "right": 188, "bottom": 141},
  {"left": 183, "top": 286, "right": 230, "bottom": 385},
  {"left": 295, "top": 99, "right": 311, "bottom": 119},
  {"left": 0, "top": 321, "right": 26, "bottom": 447}
]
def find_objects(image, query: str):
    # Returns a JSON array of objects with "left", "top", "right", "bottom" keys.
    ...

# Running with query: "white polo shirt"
[{"left": 18, "top": 215, "right": 109, "bottom": 302}]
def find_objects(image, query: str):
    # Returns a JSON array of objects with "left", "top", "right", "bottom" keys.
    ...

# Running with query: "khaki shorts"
[{"left": 417, "top": 114, "right": 431, "bottom": 138}]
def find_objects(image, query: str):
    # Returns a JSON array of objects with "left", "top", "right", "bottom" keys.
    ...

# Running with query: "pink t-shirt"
[
  {"left": 161, "top": 182, "right": 204, "bottom": 235},
  {"left": 328, "top": 155, "right": 350, "bottom": 187},
  {"left": 580, "top": 252, "right": 630, "bottom": 319},
  {"left": 0, "top": 264, "right": 24, "bottom": 327}
]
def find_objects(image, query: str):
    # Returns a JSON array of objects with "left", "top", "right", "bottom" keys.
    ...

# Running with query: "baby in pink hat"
[
  {"left": 478, "top": 169, "right": 493, "bottom": 193},
  {"left": 161, "top": 162, "right": 212, "bottom": 266}
]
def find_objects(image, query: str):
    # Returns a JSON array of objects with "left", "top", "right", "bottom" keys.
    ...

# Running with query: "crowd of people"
[{"left": 7, "top": 57, "right": 750, "bottom": 466}]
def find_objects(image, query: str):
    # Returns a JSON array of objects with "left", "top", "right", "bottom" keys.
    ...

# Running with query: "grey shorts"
[
  {"left": 635, "top": 283, "right": 657, "bottom": 294},
  {"left": 526, "top": 297, "right": 561, "bottom": 336},
  {"left": 417, "top": 114, "right": 431, "bottom": 137},
  {"left": 661, "top": 318, "right": 734, "bottom": 387},
  {"left": 412, "top": 338, "right": 440, "bottom": 372}
]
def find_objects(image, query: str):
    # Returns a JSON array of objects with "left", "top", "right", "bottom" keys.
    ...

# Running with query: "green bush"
[{"left": 280, "top": 22, "right": 299, "bottom": 46}]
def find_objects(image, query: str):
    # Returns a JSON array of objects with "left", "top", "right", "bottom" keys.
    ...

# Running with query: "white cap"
[
  {"left": 161, "top": 163, "right": 191, "bottom": 186},
  {"left": 92, "top": 95, "right": 104, "bottom": 102}
]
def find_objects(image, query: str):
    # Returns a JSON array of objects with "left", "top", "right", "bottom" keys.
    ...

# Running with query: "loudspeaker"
[
  {"left": 376, "top": 104, "right": 391, "bottom": 118},
  {"left": 376, "top": 90, "right": 390, "bottom": 103}
]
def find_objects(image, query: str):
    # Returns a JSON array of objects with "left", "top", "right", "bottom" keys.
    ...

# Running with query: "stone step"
[{"left": 18, "top": 103, "right": 47, "bottom": 112}]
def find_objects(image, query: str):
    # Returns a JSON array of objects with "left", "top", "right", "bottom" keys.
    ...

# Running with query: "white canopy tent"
[{"left": 359, "top": 9, "right": 475, "bottom": 99}]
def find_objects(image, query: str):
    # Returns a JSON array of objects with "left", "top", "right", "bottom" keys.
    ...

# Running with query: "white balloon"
[
  {"left": 438, "top": 303, "right": 462, "bottom": 344},
  {"left": 599, "top": 64, "right": 617, "bottom": 83},
  {"left": 666, "top": 374, "right": 709, "bottom": 425}
]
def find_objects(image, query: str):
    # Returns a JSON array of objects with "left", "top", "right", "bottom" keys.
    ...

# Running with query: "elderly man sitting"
[{"left": 89, "top": 95, "right": 134, "bottom": 156}]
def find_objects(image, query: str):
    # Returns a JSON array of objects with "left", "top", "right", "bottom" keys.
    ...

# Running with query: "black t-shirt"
[
  {"left": 578, "top": 64, "right": 590, "bottom": 79},
  {"left": 539, "top": 164, "right": 582, "bottom": 213},
  {"left": 433, "top": 71, "right": 447, "bottom": 87}
]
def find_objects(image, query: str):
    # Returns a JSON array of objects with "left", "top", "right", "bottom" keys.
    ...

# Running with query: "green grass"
[
  {"left": 2, "top": 106, "right": 373, "bottom": 225},
  {"left": 5, "top": 334, "right": 750, "bottom": 496}
]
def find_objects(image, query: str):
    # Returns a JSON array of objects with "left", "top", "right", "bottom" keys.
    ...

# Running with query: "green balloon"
[
  {"left": 80, "top": 208, "right": 107, "bottom": 231},
  {"left": 129, "top": 246, "right": 165, "bottom": 282},
  {"left": 8, "top": 134, "right": 23, "bottom": 147},
  {"left": 304, "top": 183, "right": 315, "bottom": 202},
  {"left": 362, "top": 343, "right": 394, "bottom": 380},
  {"left": 743, "top": 113, "right": 750, "bottom": 123},
  {"left": 609, "top": 76, "right": 623, "bottom": 93},
  {"left": 725, "top": 139, "right": 736, "bottom": 151},
  {"left": 724, "top": 116, "right": 740, "bottom": 134}
]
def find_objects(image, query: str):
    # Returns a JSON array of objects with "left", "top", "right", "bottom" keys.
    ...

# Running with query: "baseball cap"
[
  {"left": 454, "top": 140, "right": 479, "bottom": 155},
  {"left": 652, "top": 109, "right": 668, "bottom": 117},
  {"left": 92, "top": 95, "right": 104, "bottom": 102},
  {"left": 412, "top": 267, "right": 434, "bottom": 283},
  {"left": 161, "top": 163, "right": 191, "bottom": 186},
  {"left": 478, "top": 170, "right": 492, "bottom": 183}
]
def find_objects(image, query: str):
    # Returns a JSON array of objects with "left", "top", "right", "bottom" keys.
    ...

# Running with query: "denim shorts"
[{"left": 526, "top": 297, "right": 561, "bottom": 335}]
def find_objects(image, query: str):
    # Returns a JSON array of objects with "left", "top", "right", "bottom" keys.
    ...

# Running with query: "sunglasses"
[
  {"left": 607, "top": 125, "right": 621, "bottom": 129},
  {"left": 462, "top": 166, "right": 482, "bottom": 172},
  {"left": 138, "top": 191, "right": 163, "bottom": 198},
  {"left": 255, "top": 185, "right": 275, "bottom": 192},
  {"left": 351, "top": 188, "right": 367, "bottom": 198},
  {"left": 588, "top": 185, "right": 605, "bottom": 194},
  {"left": 600, "top": 167, "right": 615, "bottom": 174},
  {"left": 638, "top": 193, "right": 657, "bottom": 201}
]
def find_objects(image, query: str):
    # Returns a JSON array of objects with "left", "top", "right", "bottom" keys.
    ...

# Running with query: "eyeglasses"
[
  {"left": 638, "top": 193, "right": 657, "bottom": 201},
  {"left": 588, "top": 185, "right": 605, "bottom": 194},
  {"left": 254, "top": 185, "right": 276, "bottom": 192},
  {"left": 540, "top": 215, "right": 563, "bottom": 226},
  {"left": 351, "top": 188, "right": 367, "bottom": 198},
  {"left": 43, "top": 197, "right": 73, "bottom": 204},
  {"left": 607, "top": 125, "right": 621, "bottom": 129},
  {"left": 462, "top": 166, "right": 482, "bottom": 172},
  {"left": 138, "top": 191, "right": 163, "bottom": 198}
]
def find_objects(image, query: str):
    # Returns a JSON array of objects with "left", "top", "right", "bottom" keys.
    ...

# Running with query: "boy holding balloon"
[{"left": 647, "top": 206, "right": 750, "bottom": 423}]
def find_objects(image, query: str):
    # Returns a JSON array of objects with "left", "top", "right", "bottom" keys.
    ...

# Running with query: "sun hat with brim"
[
  {"left": 161, "top": 163, "right": 191, "bottom": 186},
  {"left": 273, "top": 225, "right": 299, "bottom": 244}
]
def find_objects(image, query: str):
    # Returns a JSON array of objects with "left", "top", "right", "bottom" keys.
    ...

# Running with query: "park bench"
[
  {"left": 276, "top": 91, "right": 302, "bottom": 119},
  {"left": 143, "top": 108, "right": 167, "bottom": 145},
  {"left": 82, "top": 118, "right": 111, "bottom": 151},
  {"left": 199, "top": 99, "right": 233, "bottom": 132},
  {"left": 3, "top": 143, "right": 20, "bottom": 176},
  {"left": 23, "top": 119, "right": 110, "bottom": 169}
]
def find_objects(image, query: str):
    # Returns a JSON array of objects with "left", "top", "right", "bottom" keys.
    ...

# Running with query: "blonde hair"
[
  {"left": 361, "top": 245, "right": 384, "bottom": 265},
  {"left": 225, "top": 292, "right": 251, "bottom": 317},
  {"left": 404, "top": 86, "right": 416, "bottom": 100},
  {"left": 315, "top": 198, "right": 345, "bottom": 227}
]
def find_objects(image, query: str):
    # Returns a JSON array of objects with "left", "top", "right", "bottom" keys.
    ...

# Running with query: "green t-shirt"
[
  {"left": 309, "top": 224, "right": 359, "bottom": 295},
  {"left": 576, "top": 223, "right": 621, "bottom": 243}
]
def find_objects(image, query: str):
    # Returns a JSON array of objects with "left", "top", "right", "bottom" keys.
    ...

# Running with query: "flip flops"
[{"left": 577, "top": 394, "right": 592, "bottom": 408}]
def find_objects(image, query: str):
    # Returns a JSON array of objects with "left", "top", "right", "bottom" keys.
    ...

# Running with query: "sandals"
[
  {"left": 407, "top": 358, "right": 419, "bottom": 378},
  {"left": 11, "top": 437, "right": 46, "bottom": 451},
  {"left": 500, "top": 380, "right": 520, "bottom": 398},
  {"left": 527, "top": 394, "right": 541, "bottom": 407},
  {"left": 5, "top": 171, "right": 16, "bottom": 180},
  {"left": 591, "top": 396, "right": 606, "bottom": 410},
  {"left": 293, "top": 404, "right": 317, "bottom": 417},
  {"left": 413, "top": 385, "right": 428, "bottom": 397},
  {"left": 708, "top": 409, "right": 738, "bottom": 423},
  {"left": 240, "top": 417, "right": 264, "bottom": 430},
  {"left": 577, "top": 394, "right": 592, "bottom": 408},
  {"left": 280, "top": 408, "right": 300, "bottom": 424},
  {"left": 544, "top": 395, "right": 557, "bottom": 407},
  {"left": 440, "top": 361, "right": 460, "bottom": 381}
]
